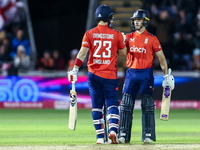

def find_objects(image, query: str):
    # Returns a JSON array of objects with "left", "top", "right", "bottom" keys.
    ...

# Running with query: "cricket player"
[
  {"left": 68, "top": 5, "right": 126, "bottom": 144},
  {"left": 118, "top": 9, "right": 175, "bottom": 144}
]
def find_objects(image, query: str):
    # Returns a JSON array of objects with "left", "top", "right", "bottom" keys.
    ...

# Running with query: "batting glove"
[
  {"left": 121, "top": 32, "right": 126, "bottom": 42},
  {"left": 162, "top": 69, "right": 175, "bottom": 90},
  {"left": 68, "top": 67, "right": 78, "bottom": 83}
]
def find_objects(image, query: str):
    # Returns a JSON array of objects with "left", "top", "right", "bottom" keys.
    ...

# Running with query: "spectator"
[
  {"left": 67, "top": 49, "right": 78, "bottom": 70},
  {"left": 52, "top": 49, "right": 66, "bottom": 70},
  {"left": 152, "top": 9, "right": 175, "bottom": 67},
  {"left": 197, "top": 7, "right": 200, "bottom": 21},
  {"left": 175, "top": 9, "right": 191, "bottom": 35},
  {"left": 192, "top": 48, "right": 200, "bottom": 70},
  {"left": 0, "top": 44, "right": 12, "bottom": 62},
  {"left": 176, "top": 0, "right": 199, "bottom": 25},
  {"left": 0, "top": 30, "right": 6, "bottom": 43},
  {"left": 172, "top": 32, "right": 194, "bottom": 70},
  {"left": 13, "top": 45, "right": 30, "bottom": 71},
  {"left": 159, "top": 0, "right": 178, "bottom": 18},
  {"left": 37, "top": 49, "right": 54, "bottom": 71},
  {"left": 192, "top": 13, "right": 200, "bottom": 49},
  {"left": 10, "top": 29, "right": 30, "bottom": 58},
  {"left": 142, "top": 0, "right": 162, "bottom": 10},
  {"left": 0, "top": 44, "right": 12, "bottom": 74}
]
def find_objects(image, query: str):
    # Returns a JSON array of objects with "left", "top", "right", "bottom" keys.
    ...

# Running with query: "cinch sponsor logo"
[{"left": 130, "top": 45, "right": 146, "bottom": 53}]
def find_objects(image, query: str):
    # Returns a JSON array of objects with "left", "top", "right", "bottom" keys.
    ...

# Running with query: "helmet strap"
[{"left": 137, "top": 25, "right": 144, "bottom": 31}]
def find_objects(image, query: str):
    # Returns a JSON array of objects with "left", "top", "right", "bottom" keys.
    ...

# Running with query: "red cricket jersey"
[
  {"left": 126, "top": 30, "right": 162, "bottom": 69},
  {"left": 81, "top": 24, "right": 125, "bottom": 79}
]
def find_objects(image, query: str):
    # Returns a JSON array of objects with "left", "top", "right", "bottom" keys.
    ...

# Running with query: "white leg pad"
[
  {"left": 93, "top": 118, "right": 104, "bottom": 125},
  {"left": 96, "top": 129, "right": 105, "bottom": 135},
  {"left": 109, "top": 123, "right": 119, "bottom": 129}
]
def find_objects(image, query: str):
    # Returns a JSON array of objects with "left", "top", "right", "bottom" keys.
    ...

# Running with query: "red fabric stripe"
[{"left": 1, "top": 2, "right": 15, "bottom": 20}]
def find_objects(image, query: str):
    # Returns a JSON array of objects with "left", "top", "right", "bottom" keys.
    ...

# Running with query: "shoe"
[
  {"left": 118, "top": 137, "right": 125, "bottom": 144},
  {"left": 96, "top": 138, "right": 104, "bottom": 144},
  {"left": 143, "top": 137, "right": 152, "bottom": 144},
  {"left": 109, "top": 131, "right": 118, "bottom": 144}
]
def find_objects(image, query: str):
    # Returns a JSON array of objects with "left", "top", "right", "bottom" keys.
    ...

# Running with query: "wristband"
[{"left": 74, "top": 58, "right": 83, "bottom": 67}]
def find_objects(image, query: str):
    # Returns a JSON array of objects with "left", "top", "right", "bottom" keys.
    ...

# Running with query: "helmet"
[
  {"left": 130, "top": 9, "right": 150, "bottom": 29},
  {"left": 95, "top": 5, "right": 114, "bottom": 22}
]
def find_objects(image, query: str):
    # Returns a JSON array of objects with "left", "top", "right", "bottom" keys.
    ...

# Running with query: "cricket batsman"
[
  {"left": 68, "top": 5, "right": 126, "bottom": 144},
  {"left": 118, "top": 9, "right": 175, "bottom": 144}
]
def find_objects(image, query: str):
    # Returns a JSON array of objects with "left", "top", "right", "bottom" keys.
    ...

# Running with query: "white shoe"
[
  {"left": 96, "top": 138, "right": 104, "bottom": 144},
  {"left": 143, "top": 138, "right": 152, "bottom": 144},
  {"left": 118, "top": 137, "right": 125, "bottom": 144},
  {"left": 107, "top": 139, "right": 112, "bottom": 144},
  {"left": 109, "top": 131, "right": 118, "bottom": 144}
]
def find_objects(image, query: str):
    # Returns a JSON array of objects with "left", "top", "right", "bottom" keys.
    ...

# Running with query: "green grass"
[{"left": 0, "top": 109, "right": 200, "bottom": 146}]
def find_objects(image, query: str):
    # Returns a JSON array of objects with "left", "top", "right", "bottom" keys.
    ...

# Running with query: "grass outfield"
[{"left": 0, "top": 109, "right": 200, "bottom": 148}]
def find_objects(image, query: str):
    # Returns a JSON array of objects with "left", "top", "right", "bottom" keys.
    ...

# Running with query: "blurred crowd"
[
  {"left": 0, "top": 0, "right": 79, "bottom": 75},
  {"left": 1, "top": 0, "right": 200, "bottom": 76},
  {"left": 37, "top": 48, "right": 78, "bottom": 71},
  {"left": 142, "top": 0, "right": 200, "bottom": 70},
  {"left": 0, "top": 0, "right": 29, "bottom": 75}
]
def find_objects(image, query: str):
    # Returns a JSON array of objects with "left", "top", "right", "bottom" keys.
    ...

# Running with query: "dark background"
[{"left": 28, "top": 0, "right": 89, "bottom": 62}]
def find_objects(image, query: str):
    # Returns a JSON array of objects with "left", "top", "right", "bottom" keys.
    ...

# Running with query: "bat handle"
[
  {"left": 168, "top": 68, "right": 171, "bottom": 76},
  {"left": 72, "top": 82, "right": 76, "bottom": 92}
]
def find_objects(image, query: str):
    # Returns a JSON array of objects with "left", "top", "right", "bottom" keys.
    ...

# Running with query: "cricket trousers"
[{"left": 88, "top": 71, "right": 120, "bottom": 139}]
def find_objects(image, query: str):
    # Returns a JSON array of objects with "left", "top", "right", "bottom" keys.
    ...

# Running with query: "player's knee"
[
  {"left": 120, "top": 93, "right": 134, "bottom": 112},
  {"left": 107, "top": 105, "right": 119, "bottom": 115},
  {"left": 92, "top": 108, "right": 102, "bottom": 120},
  {"left": 141, "top": 94, "right": 155, "bottom": 112}
]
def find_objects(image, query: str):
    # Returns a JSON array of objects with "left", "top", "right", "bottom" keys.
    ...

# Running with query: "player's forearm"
[
  {"left": 156, "top": 50, "right": 168, "bottom": 74},
  {"left": 74, "top": 47, "right": 89, "bottom": 68},
  {"left": 118, "top": 47, "right": 127, "bottom": 56},
  {"left": 159, "top": 59, "right": 168, "bottom": 74},
  {"left": 76, "top": 47, "right": 88, "bottom": 61}
]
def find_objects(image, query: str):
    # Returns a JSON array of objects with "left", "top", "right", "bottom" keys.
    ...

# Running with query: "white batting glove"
[
  {"left": 121, "top": 32, "right": 126, "bottom": 42},
  {"left": 162, "top": 68, "right": 175, "bottom": 90},
  {"left": 68, "top": 67, "right": 78, "bottom": 83}
]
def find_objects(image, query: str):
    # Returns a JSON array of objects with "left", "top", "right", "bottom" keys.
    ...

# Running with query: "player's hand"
[
  {"left": 68, "top": 67, "right": 78, "bottom": 83},
  {"left": 162, "top": 68, "right": 175, "bottom": 90},
  {"left": 122, "top": 32, "right": 126, "bottom": 42}
]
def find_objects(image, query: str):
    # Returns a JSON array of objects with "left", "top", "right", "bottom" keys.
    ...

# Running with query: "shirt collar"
[
  {"left": 135, "top": 29, "right": 147, "bottom": 35},
  {"left": 98, "top": 24, "right": 108, "bottom": 28}
]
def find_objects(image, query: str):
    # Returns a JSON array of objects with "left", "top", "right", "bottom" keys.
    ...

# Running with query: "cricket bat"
[
  {"left": 68, "top": 82, "right": 77, "bottom": 130},
  {"left": 160, "top": 68, "right": 172, "bottom": 121}
]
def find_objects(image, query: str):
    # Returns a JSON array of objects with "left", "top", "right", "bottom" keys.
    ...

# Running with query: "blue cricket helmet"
[
  {"left": 95, "top": 5, "right": 114, "bottom": 22},
  {"left": 131, "top": 9, "right": 150, "bottom": 27}
]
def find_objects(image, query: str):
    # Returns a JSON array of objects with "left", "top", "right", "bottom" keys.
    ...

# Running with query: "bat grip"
[
  {"left": 72, "top": 83, "right": 75, "bottom": 92},
  {"left": 168, "top": 68, "right": 171, "bottom": 76}
]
